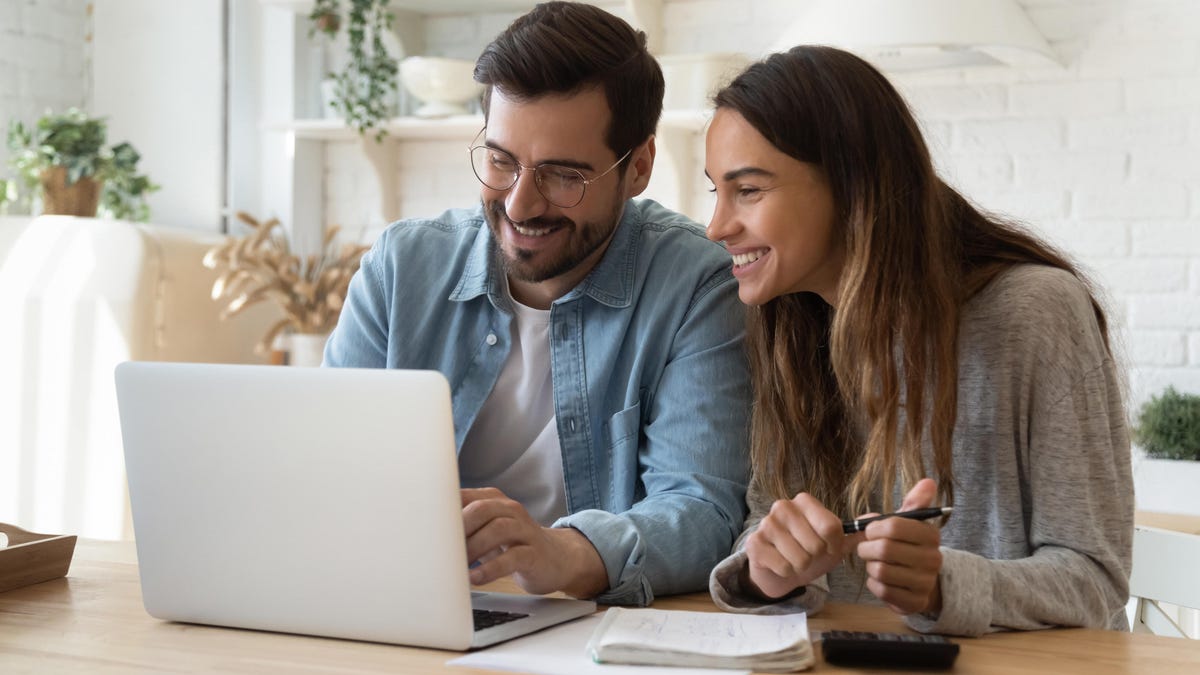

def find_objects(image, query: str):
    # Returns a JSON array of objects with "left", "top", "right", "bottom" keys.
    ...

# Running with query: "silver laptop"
[{"left": 115, "top": 362, "right": 596, "bottom": 650}]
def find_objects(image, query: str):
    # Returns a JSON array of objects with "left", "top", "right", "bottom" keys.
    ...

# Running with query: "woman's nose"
[{"left": 706, "top": 203, "right": 732, "bottom": 243}]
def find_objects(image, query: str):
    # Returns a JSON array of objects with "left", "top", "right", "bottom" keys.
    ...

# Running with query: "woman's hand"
[
  {"left": 743, "top": 492, "right": 856, "bottom": 600},
  {"left": 857, "top": 478, "right": 944, "bottom": 615}
]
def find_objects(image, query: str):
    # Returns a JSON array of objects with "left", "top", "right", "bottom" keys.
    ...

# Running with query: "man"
[{"left": 325, "top": 1, "right": 749, "bottom": 606}]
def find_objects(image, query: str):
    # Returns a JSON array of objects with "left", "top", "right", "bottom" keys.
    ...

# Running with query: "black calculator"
[{"left": 821, "top": 630, "right": 960, "bottom": 669}]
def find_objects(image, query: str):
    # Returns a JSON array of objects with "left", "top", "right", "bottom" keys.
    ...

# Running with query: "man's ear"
[{"left": 623, "top": 135, "right": 656, "bottom": 199}]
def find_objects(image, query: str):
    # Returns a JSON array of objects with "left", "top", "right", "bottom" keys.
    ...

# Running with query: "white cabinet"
[{"left": 256, "top": 0, "right": 720, "bottom": 251}]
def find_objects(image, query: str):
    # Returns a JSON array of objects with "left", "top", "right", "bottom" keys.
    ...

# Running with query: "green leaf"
[
  {"left": 1134, "top": 386, "right": 1200, "bottom": 461},
  {"left": 308, "top": 0, "right": 397, "bottom": 140}
]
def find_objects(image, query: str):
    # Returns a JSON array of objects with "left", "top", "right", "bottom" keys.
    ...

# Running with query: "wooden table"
[
  {"left": 1137, "top": 510, "right": 1200, "bottom": 535},
  {"left": 2, "top": 540, "right": 1199, "bottom": 674}
]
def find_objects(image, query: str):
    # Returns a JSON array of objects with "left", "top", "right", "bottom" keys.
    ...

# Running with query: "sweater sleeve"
[
  {"left": 709, "top": 548, "right": 830, "bottom": 615},
  {"left": 907, "top": 270, "right": 1133, "bottom": 636},
  {"left": 708, "top": 471, "right": 829, "bottom": 615}
]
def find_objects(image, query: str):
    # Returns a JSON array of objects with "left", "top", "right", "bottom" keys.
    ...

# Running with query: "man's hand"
[
  {"left": 461, "top": 487, "right": 608, "bottom": 599},
  {"left": 743, "top": 492, "right": 858, "bottom": 600},
  {"left": 856, "top": 478, "right": 944, "bottom": 615}
]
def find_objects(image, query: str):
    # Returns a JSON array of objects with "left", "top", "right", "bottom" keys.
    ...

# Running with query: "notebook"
[
  {"left": 585, "top": 607, "right": 813, "bottom": 672},
  {"left": 114, "top": 361, "right": 596, "bottom": 650}
]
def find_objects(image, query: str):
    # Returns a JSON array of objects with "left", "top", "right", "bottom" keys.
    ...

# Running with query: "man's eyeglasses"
[{"left": 468, "top": 128, "right": 632, "bottom": 208}]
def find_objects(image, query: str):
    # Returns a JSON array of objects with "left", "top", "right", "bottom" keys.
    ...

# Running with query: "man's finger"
[
  {"left": 461, "top": 487, "right": 504, "bottom": 506},
  {"left": 466, "top": 516, "right": 531, "bottom": 563},
  {"left": 469, "top": 547, "right": 523, "bottom": 586},
  {"left": 462, "top": 494, "right": 525, "bottom": 535}
]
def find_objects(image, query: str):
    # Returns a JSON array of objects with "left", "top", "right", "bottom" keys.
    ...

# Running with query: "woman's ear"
[{"left": 623, "top": 135, "right": 656, "bottom": 198}]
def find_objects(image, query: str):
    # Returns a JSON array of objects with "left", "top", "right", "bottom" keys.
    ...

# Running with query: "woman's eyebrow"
[{"left": 706, "top": 166, "right": 776, "bottom": 183}]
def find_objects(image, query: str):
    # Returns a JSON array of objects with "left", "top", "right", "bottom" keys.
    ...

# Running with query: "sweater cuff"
[
  {"left": 709, "top": 550, "right": 826, "bottom": 615},
  {"left": 904, "top": 547, "right": 993, "bottom": 636}
]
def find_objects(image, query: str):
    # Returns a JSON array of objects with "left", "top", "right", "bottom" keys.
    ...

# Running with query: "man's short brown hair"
[{"left": 474, "top": 1, "right": 664, "bottom": 163}]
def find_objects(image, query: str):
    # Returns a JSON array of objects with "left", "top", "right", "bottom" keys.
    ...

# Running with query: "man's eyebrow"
[{"left": 484, "top": 139, "right": 595, "bottom": 172}]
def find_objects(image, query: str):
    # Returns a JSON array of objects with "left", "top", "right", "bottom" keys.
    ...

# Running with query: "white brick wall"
[
  {"left": 0, "top": 0, "right": 90, "bottom": 179},
  {"left": 1129, "top": 330, "right": 1187, "bottom": 367},
  {"left": 4, "top": 1, "right": 1194, "bottom": 409},
  {"left": 1069, "top": 112, "right": 1189, "bottom": 149},
  {"left": 320, "top": 0, "right": 1200, "bottom": 410}
]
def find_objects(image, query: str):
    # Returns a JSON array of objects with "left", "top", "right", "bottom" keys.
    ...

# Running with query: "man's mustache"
[{"left": 486, "top": 201, "right": 574, "bottom": 231}]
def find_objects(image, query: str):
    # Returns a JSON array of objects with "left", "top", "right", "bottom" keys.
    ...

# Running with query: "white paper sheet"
[{"left": 447, "top": 615, "right": 750, "bottom": 675}]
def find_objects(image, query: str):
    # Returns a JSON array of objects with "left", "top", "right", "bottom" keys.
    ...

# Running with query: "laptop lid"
[{"left": 116, "top": 362, "right": 591, "bottom": 651}]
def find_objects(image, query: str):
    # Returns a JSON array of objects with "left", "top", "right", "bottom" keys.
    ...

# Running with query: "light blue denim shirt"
[{"left": 325, "top": 199, "right": 750, "bottom": 606}]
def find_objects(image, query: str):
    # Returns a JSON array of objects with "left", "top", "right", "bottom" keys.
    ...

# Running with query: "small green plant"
[
  {"left": 0, "top": 178, "right": 13, "bottom": 214},
  {"left": 6, "top": 108, "right": 159, "bottom": 221},
  {"left": 1134, "top": 386, "right": 1200, "bottom": 461},
  {"left": 308, "top": 0, "right": 399, "bottom": 140}
]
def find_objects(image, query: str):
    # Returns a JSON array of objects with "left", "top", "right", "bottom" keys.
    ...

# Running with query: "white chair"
[{"left": 1128, "top": 525, "right": 1200, "bottom": 638}]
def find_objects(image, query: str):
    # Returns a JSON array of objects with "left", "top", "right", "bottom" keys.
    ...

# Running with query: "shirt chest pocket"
[
  {"left": 605, "top": 403, "right": 643, "bottom": 502},
  {"left": 606, "top": 403, "right": 641, "bottom": 447}
]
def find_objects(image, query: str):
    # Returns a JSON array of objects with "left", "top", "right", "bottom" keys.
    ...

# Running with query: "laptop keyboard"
[{"left": 473, "top": 609, "right": 529, "bottom": 631}]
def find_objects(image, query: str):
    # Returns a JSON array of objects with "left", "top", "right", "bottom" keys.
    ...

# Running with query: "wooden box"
[{"left": 0, "top": 522, "right": 77, "bottom": 593}]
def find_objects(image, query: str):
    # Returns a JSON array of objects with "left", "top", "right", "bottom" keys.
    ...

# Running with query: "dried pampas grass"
[{"left": 203, "top": 211, "right": 370, "bottom": 354}]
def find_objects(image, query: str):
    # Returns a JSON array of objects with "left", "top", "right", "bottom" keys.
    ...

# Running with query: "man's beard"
[{"left": 484, "top": 198, "right": 623, "bottom": 284}]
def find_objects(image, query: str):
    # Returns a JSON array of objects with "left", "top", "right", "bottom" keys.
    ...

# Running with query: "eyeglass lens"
[{"left": 469, "top": 146, "right": 588, "bottom": 208}]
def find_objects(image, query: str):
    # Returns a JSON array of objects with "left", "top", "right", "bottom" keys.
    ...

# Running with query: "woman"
[{"left": 705, "top": 46, "right": 1132, "bottom": 637}]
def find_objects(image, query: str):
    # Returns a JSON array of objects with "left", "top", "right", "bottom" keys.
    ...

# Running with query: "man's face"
[{"left": 479, "top": 87, "right": 635, "bottom": 301}]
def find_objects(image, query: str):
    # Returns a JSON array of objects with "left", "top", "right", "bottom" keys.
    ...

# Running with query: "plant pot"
[
  {"left": 39, "top": 166, "right": 102, "bottom": 217},
  {"left": 1132, "top": 455, "right": 1200, "bottom": 515},
  {"left": 287, "top": 333, "right": 329, "bottom": 367}
]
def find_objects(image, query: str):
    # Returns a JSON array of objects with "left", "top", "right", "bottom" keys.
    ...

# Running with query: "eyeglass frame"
[{"left": 467, "top": 127, "right": 633, "bottom": 208}]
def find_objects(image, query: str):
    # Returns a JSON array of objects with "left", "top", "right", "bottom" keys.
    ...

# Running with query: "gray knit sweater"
[{"left": 709, "top": 265, "right": 1133, "bottom": 637}]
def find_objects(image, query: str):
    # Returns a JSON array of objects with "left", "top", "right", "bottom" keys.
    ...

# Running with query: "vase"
[
  {"left": 1132, "top": 454, "right": 1200, "bottom": 516},
  {"left": 288, "top": 333, "right": 329, "bottom": 367},
  {"left": 40, "top": 166, "right": 102, "bottom": 217}
]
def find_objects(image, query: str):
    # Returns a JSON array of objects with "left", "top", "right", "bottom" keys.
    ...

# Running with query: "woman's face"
[{"left": 705, "top": 108, "right": 844, "bottom": 307}]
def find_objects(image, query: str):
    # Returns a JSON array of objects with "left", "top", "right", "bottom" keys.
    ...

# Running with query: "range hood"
[{"left": 772, "top": 0, "right": 1060, "bottom": 71}]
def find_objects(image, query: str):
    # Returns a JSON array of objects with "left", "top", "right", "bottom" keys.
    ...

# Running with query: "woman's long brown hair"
[{"left": 715, "top": 46, "right": 1111, "bottom": 517}]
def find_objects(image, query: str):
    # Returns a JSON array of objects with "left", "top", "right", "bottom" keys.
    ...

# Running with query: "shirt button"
[{"left": 485, "top": 333, "right": 497, "bottom": 346}]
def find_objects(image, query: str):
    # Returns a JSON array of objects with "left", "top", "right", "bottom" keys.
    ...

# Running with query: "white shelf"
[
  {"left": 268, "top": 109, "right": 709, "bottom": 141},
  {"left": 267, "top": 115, "right": 483, "bottom": 141},
  {"left": 261, "top": 0, "right": 538, "bottom": 14}
]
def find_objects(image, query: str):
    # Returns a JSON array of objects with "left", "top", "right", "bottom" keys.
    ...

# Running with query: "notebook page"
[{"left": 595, "top": 608, "right": 809, "bottom": 658}]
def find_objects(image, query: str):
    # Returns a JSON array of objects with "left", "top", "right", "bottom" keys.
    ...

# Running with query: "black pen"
[{"left": 842, "top": 507, "right": 953, "bottom": 534}]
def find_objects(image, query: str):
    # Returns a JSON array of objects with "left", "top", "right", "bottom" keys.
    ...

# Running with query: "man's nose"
[{"left": 503, "top": 169, "right": 549, "bottom": 222}]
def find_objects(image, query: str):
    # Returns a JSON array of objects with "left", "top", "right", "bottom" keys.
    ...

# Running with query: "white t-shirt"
[{"left": 457, "top": 293, "right": 567, "bottom": 526}]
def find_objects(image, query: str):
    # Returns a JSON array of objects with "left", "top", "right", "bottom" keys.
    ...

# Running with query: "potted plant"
[
  {"left": 1132, "top": 386, "right": 1200, "bottom": 515},
  {"left": 6, "top": 108, "right": 158, "bottom": 221},
  {"left": 308, "top": 0, "right": 400, "bottom": 140},
  {"left": 203, "top": 211, "right": 370, "bottom": 365}
]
